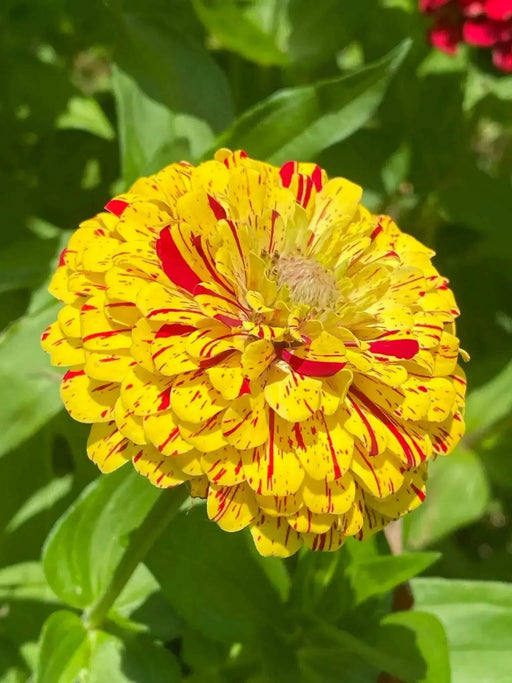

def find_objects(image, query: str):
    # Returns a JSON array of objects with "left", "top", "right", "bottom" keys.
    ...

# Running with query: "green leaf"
[
  {"left": 465, "top": 359, "right": 512, "bottom": 435},
  {"left": 192, "top": 0, "right": 287, "bottom": 66},
  {"left": 0, "top": 302, "right": 63, "bottom": 458},
  {"left": 43, "top": 468, "right": 159, "bottom": 609},
  {"left": 36, "top": 610, "right": 180, "bottom": 683},
  {"left": 211, "top": 39, "right": 411, "bottom": 164},
  {"left": 376, "top": 611, "right": 450, "bottom": 683},
  {"left": 113, "top": 12, "right": 233, "bottom": 185},
  {"left": 413, "top": 578, "right": 512, "bottom": 682},
  {"left": 286, "top": 0, "right": 365, "bottom": 71},
  {"left": 146, "top": 504, "right": 286, "bottom": 644},
  {"left": 349, "top": 551, "right": 441, "bottom": 604},
  {"left": 0, "top": 238, "right": 59, "bottom": 295},
  {"left": 405, "top": 450, "right": 490, "bottom": 549},
  {"left": 36, "top": 611, "right": 90, "bottom": 683},
  {"left": 56, "top": 97, "right": 115, "bottom": 140},
  {"left": 0, "top": 562, "right": 58, "bottom": 603}
]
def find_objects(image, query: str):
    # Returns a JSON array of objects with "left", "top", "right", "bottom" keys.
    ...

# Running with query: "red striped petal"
[
  {"left": 281, "top": 349, "right": 347, "bottom": 377},
  {"left": 156, "top": 225, "right": 202, "bottom": 295},
  {"left": 368, "top": 339, "right": 419, "bottom": 359},
  {"left": 104, "top": 199, "right": 129, "bottom": 216}
]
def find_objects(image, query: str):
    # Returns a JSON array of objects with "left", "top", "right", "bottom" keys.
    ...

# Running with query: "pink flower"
[{"left": 420, "top": 0, "right": 512, "bottom": 71}]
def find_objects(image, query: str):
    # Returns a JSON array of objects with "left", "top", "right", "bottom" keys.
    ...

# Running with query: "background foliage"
[{"left": 1, "top": 0, "right": 512, "bottom": 680}]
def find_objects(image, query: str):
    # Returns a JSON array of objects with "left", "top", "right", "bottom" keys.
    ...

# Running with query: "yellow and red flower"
[{"left": 41, "top": 150, "right": 467, "bottom": 557}]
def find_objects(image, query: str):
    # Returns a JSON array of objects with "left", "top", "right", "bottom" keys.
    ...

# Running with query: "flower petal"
[
  {"left": 171, "top": 370, "right": 228, "bottom": 423},
  {"left": 292, "top": 412, "right": 354, "bottom": 482},
  {"left": 242, "top": 412, "right": 305, "bottom": 496},
  {"left": 207, "top": 482, "right": 258, "bottom": 532},
  {"left": 61, "top": 369, "right": 119, "bottom": 423},
  {"left": 302, "top": 473, "right": 356, "bottom": 515},
  {"left": 264, "top": 362, "right": 322, "bottom": 422},
  {"left": 250, "top": 514, "right": 303, "bottom": 558},
  {"left": 87, "top": 422, "right": 135, "bottom": 473},
  {"left": 201, "top": 446, "right": 245, "bottom": 486}
]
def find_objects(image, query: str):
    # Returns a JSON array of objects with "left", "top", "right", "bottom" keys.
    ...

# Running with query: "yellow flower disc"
[{"left": 41, "top": 150, "right": 467, "bottom": 557}]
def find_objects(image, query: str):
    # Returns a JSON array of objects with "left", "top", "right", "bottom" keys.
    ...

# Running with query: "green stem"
[{"left": 84, "top": 485, "right": 189, "bottom": 630}]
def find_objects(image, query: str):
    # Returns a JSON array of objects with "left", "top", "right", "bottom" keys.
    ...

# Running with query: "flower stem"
[{"left": 84, "top": 485, "right": 189, "bottom": 630}]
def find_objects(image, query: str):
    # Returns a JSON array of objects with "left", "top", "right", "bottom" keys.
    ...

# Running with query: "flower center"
[{"left": 274, "top": 255, "right": 339, "bottom": 310}]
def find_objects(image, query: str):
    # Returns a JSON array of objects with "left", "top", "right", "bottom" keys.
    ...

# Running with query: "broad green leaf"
[
  {"left": 146, "top": 504, "right": 286, "bottom": 644},
  {"left": 5, "top": 475, "right": 72, "bottom": 534},
  {"left": 405, "top": 450, "right": 490, "bottom": 549},
  {"left": 0, "top": 238, "right": 58, "bottom": 294},
  {"left": 305, "top": 617, "right": 446, "bottom": 683},
  {"left": 349, "top": 551, "right": 441, "bottom": 604},
  {"left": 212, "top": 40, "right": 411, "bottom": 164},
  {"left": 112, "top": 564, "right": 182, "bottom": 642},
  {"left": 0, "top": 562, "right": 58, "bottom": 604},
  {"left": 439, "top": 165, "right": 512, "bottom": 255},
  {"left": 56, "top": 97, "right": 115, "bottom": 140},
  {"left": 299, "top": 647, "right": 376, "bottom": 683},
  {"left": 413, "top": 578, "right": 512, "bottom": 683},
  {"left": 286, "top": 0, "right": 365, "bottom": 70},
  {"left": 43, "top": 468, "right": 159, "bottom": 609},
  {"left": 113, "top": 12, "right": 233, "bottom": 185},
  {"left": 376, "top": 611, "right": 450, "bottom": 683},
  {"left": 464, "top": 66, "right": 512, "bottom": 110},
  {"left": 36, "top": 611, "right": 90, "bottom": 683},
  {"left": 36, "top": 610, "right": 180, "bottom": 683},
  {"left": 465, "top": 359, "right": 512, "bottom": 435},
  {"left": 192, "top": 0, "right": 287, "bottom": 66},
  {"left": 0, "top": 302, "right": 62, "bottom": 458}
]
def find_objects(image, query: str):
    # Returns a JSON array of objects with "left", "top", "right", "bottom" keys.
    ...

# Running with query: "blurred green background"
[{"left": 1, "top": 0, "right": 512, "bottom": 681}]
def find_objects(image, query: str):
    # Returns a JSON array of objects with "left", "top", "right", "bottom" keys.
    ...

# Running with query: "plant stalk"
[{"left": 84, "top": 485, "right": 189, "bottom": 630}]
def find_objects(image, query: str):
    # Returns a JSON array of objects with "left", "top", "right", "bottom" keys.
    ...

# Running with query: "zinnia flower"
[
  {"left": 420, "top": 0, "right": 512, "bottom": 71},
  {"left": 41, "top": 150, "right": 466, "bottom": 557}
]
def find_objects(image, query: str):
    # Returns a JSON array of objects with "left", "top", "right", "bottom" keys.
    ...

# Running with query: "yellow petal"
[
  {"left": 87, "top": 422, "right": 135, "bottom": 473},
  {"left": 41, "top": 323, "right": 84, "bottom": 367},
  {"left": 179, "top": 412, "right": 228, "bottom": 452},
  {"left": 432, "top": 331, "right": 460, "bottom": 376},
  {"left": 80, "top": 298, "right": 132, "bottom": 351},
  {"left": 132, "top": 445, "right": 191, "bottom": 488},
  {"left": 57, "top": 301, "right": 82, "bottom": 338},
  {"left": 61, "top": 369, "right": 119, "bottom": 423},
  {"left": 84, "top": 349, "right": 133, "bottom": 382},
  {"left": 131, "top": 318, "right": 157, "bottom": 372},
  {"left": 121, "top": 365, "right": 173, "bottom": 417},
  {"left": 241, "top": 412, "right": 304, "bottom": 496},
  {"left": 241, "top": 339, "right": 276, "bottom": 380},
  {"left": 114, "top": 399, "right": 146, "bottom": 445},
  {"left": 137, "top": 281, "right": 203, "bottom": 325},
  {"left": 222, "top": 390, "right": 269, "bottom": 449},
  {"left": 302, "top": 472, "right": 356, "bottom": 515},
  {"left": 264, "top": 362, "right": 322, "bottom": 422},
  {"left": 171, "top": 370, "right": 228, "bottom": 424},
  {"left": 250, "top": 514, "right": 303, "bottom": 558},
  {"left": 186, "top": 323, "right": 246, "bottom": 361},
  {"left": 256, "top": 491, "right": 303, "bottom": 517},
  {"left": 190, "top": 476, "right": 209, "bottom": 498},
  {"left": 288, "top": 509, "right": 335, "bottom": 534},
  {"left": 201, "top": 446, "right": 245, "bottom": 486},
  {"left": 343, "top": 393, "right": 388, "bottom": 455},
  {"left": 351, "top": 445, "right": 404, "bottom": 499},
  {"left": 206, "top": 352, "right": 245, "bottom": 400},
  {"left": 152, "top": 328, "right": 200, "bottom": 376},
  {"left": 293, "top": 412, "right": 354, "bottom": 482},
  {"left": 207, "top": 482, "right": 258, "bottom": 532},
  {"left": 143, "top": 411, "right": 193, "bottom": 456}
]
